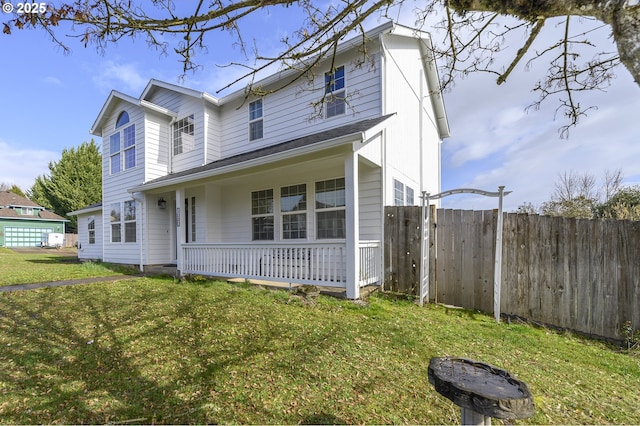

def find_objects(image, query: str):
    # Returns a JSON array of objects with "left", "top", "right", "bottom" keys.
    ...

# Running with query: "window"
[
  {"left": 173, "top": 114, "right": 195, "bottom": 155},
  {"left": 110, "top": 203, "right": 121, "bottom": 243},
  {"left": 394, "top": 179, "right": 415, "bottom": 206},
  {"left": 124, "top": 200, "right": 136, "bottom": 243},
  {"left": 324, "top": 66, "right": 346, "bottom": 118},
  {"left": 406, "top": 186, "right": 415, "bottom": 206},
  {"left": 394, "top": 179, "right": 404, "bottom": 206},
  {"left": 110, "top": 112, "right": 135, "bottom": 174},
  {"left": 88, "top": 217, "right": 95, "bottom": 244},
  {"left": 315, "top": 178, "right": 346, "bottom": 239},
  {"left": 281, "top": 184, "right": 306, "bottom": 239},
  {"left": 123, "top": 125, "right": 136, "bottom": 169},
  {"left": 249, "top": 99, "right": 263, "bottom": 141},
  {"left": 116, "top": 111, "right": 129, "bottom": 128},
  {"left": 251, "top": 189, "right": 274, "bottom": 240},
  {"left": 110, "top": 133, "right": 121, "bottom": 174}
]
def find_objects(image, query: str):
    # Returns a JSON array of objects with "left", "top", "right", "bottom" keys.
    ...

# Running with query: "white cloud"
[
  {"left": 0, "top": 140, "right": 59, "bottom": 191},
  {"left": 43, "top": 76, "right": 62, "bottom": 86},
  {"left": 92, "top": 60, "right": 150, "bottom": 94}
]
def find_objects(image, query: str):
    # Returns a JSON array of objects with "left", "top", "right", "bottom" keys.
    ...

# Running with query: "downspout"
[
  {"left": 379, "top": 31, "right": 389, "bottom": 290},
  {"left": 419, "top": 73, "right": 424, "bottom": 194},
  {"left": 169, "top": 117, "right": 177, "bottom": 174}
]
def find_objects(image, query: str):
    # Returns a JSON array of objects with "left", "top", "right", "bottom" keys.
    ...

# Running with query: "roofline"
[
  {"left": 90, "top": 90, "right": 178, "bottom": 136},
  {"left": 67, "top": 205, "right": 103, "bottom": 216},
  {"left": 90, "top": 90, "right": 139, "bottom": 135},
  {"left": 5, "top": 204, "right": 43, "bottom": 209},
  {"left": 417, "top": 35, "right": 451, "bottom": 139},
  {"left": 129, "top": 130, "right": 369, "bottom": 193},
  {"left": 0, "top": 216, "right": 69, "bottom": 222}
]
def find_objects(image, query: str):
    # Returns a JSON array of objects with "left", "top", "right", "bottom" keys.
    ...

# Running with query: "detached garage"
[{"left": 0, "top": 191, "right": 67, "bottom": 247}]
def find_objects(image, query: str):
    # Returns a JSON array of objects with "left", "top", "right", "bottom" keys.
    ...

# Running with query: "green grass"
[
  {"left": 0, "top": 248, "right": 138, "bottom": 285},
  {"left": 0, "top": 275, "right": 638, "bottom": 424}
]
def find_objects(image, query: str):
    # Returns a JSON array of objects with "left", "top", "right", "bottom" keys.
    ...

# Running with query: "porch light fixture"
[{"left": 157, "top": 198, "right": 167, "bottom": 209}]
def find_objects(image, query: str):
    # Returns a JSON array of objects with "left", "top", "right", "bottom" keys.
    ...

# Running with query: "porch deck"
[{"left": 181, "top": 241, "right": 381, "bottom": 289}]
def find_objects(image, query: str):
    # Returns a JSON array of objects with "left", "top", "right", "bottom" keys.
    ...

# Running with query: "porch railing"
[{"left": 181, "top": 241, "right": 381, "bottom": 288}]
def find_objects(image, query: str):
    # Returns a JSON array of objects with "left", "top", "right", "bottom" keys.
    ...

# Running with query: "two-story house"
[{"left": 69, "top": 21, "right": 450, "bottom": 298}]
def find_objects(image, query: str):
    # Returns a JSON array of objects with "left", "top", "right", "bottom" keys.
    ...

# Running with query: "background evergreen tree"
[{"left": 28, "top": 140, "right": 102, "bottom": 233}]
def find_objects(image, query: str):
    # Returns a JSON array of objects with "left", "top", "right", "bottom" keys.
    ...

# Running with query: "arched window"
[{"left": 116, "top": 111, "right": 129, "bottom": 128}]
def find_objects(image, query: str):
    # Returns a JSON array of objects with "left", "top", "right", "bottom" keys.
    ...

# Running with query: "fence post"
[
  {"left": 420, "top": 192, "right": 430, "bottom": 306},
  {"left": 493, "top": 186, "right": 505, "bottom": 323}
]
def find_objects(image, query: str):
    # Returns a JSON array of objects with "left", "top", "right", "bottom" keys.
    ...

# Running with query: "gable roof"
[
  {"left": 131, "top": 114, "right": 394, "bottom": 192},
  {"left": 90, "top": 90, "right": 178, "bottom": 136},
  {"left": 0, "top": 191, "right": 68, "bottom": 222},
  {"left": 0, "top": 191, "right": 40, "bottom": 208}
]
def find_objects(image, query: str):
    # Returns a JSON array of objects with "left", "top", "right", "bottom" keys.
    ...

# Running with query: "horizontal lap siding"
[
  {"left": 76, "top": 212, "right": 103, "bottom": 260},
  {"left": 359, "top": 165, "right": 382, "bottom": 241},
  {"left": 144, "top": 112, "right": 170, "bottom": 181},
  {"left": 219, "top": 47, "right": 382, "bottom": 159}
]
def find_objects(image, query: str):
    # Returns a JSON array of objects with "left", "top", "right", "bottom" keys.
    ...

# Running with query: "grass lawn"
[
  {"left": 0, "top": 248, "right": 137, "bottom": 286},
  {"left": 0, "top": 271, "right": 638, "bottom": 424}
]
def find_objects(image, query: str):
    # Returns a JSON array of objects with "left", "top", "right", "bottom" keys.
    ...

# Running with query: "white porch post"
[
  {"left": 345, "top": 151, "right": 360, "bottom": 299},
  {"left": 176, "top": 187, "right": 186, "bottom": 274}
]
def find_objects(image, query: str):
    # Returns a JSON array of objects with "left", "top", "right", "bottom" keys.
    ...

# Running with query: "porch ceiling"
[{"left": 130, "top": 114, "right": 393, "bottom": 193}]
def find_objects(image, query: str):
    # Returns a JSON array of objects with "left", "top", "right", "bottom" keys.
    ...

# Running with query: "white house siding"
[
  {"left": 144, "top": 111, "right": 171, "bottom": 182},
  {"left": 145, "top": 192, "right": 175, "bottom": 265},
  {"left": 382, "top": 33, "right": 442, "bottom": 204},
  {"left": 358, "top": 164, "right": 382, "bottom": 241},
  {"left": 205, "top": 103, "right": 222, "bottom": 163},
  {"left": 101, "top": 102, "right": 145, "bottom": 265},
  {"left": 218, "top": 45, "right": 383, "bottom": 159},
  {"left": 76, "top": 212, "right": 103, "bottom": 261},
  {"left": 145, "top": 89, "right": 207, "bottom": 174}
]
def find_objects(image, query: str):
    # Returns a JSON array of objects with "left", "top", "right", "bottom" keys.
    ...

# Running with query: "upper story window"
[
  {"left": 394, "top": 179, "right": 415, "bottom": 206},
  {"left": 249, "top": 99, "right": 263, "bottom": 141},
  {"left": 110, "top": 110, "right": 135, "bottom": 174},
  {"left": 116, "top": 111, "right": 129, "bottom": 128},
  {"left": 173, "top": 114, "right": 195, "bottom": 156},
  {"left": 324, "top": 65, "right": 346, "bottom": 118}
]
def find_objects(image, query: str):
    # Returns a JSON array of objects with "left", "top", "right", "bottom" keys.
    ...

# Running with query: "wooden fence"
[{"left": 384, "top": 206, "right": 640, "bottom": 342}]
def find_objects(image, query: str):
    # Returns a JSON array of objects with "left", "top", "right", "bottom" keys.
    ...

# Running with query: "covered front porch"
[{"left": 137, "top": 140, "right": 386, "bottom": 299}]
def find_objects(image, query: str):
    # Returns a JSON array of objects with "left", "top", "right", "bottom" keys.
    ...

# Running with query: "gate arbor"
[{"left": 419, "top": 187, "right": 511, "bottom": 322}]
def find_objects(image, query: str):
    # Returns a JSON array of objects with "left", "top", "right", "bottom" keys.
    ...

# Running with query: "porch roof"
[{"left": 131, "top": 114, "right": 394, "bottom": 192}]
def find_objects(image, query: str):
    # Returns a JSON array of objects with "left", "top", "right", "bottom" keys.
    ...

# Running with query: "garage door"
[{"left": 4, "top": 227, "right": 53, "bottom": 247}]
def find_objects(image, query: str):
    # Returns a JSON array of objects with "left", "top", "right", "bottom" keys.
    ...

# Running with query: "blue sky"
[{"left": 0, "top": 2, "right": 638, "bottom": 211}]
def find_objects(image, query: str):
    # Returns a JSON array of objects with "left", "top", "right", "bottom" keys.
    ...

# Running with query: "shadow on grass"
[{"left": 0, "top": 281, "right": 365, "bottom": 424}]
